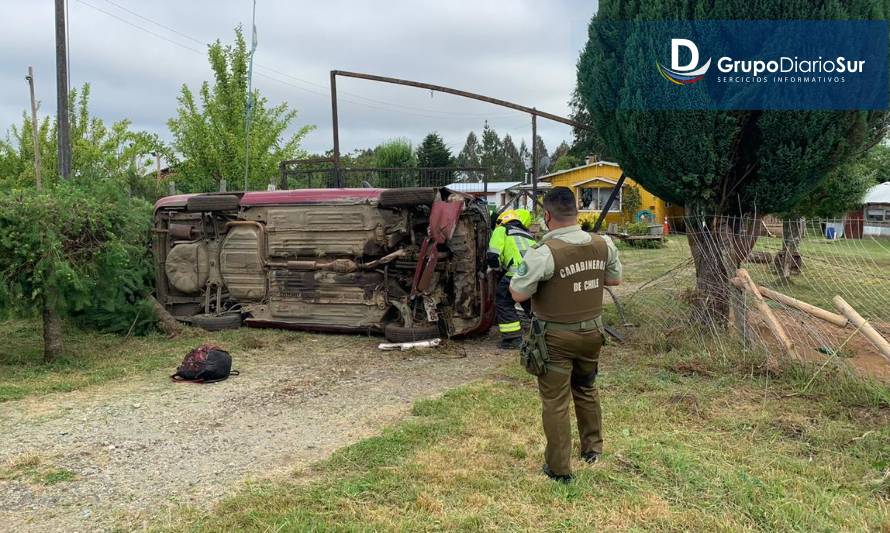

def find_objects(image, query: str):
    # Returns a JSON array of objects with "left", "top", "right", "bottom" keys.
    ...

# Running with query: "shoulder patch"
[{"left": 517, "top": 262, "right": 529, "bottom": 276}]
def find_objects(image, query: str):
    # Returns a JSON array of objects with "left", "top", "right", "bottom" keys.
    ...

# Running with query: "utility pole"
[
  {"left": 330, "top": 70, "right": 341, "bottom": 187},
  {"left": 243, "top": 0, "right": 257, "bottom": 191},
  {"left": 26, "top": 66, "right": 42, "bottom": 190},
  {"left": 531, "top": 110, "right": 538, "bottom": 208},
  {"left": 152, "top": 151, "right": 161, "bottom": 182},
  {"left": 54, "top": 0, "right": 71, "bottom": 179}
]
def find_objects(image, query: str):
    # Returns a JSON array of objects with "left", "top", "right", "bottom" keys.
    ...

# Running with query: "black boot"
[
  {"left": 581, "top": 451, "right": 600, "bottom": 464},
  {"left": 542, "top": 464, "right": 574, "bottom": 484},
  {"left": 499, "top": 335, "right": 522, "bottom": 349}
]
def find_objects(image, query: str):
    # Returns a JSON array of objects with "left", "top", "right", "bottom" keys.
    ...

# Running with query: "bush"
[
  {"left": 579, "top": 214, "right": 598, "bottom": 232},
  {"left": 625, "top": 221, "right": 664, "bottom": 249},
  {"left": 625, "top": 221, "right": 650, "bottom": 235},
  {"left": 0, "top": 179, "right": 157, "bottom": 335}
]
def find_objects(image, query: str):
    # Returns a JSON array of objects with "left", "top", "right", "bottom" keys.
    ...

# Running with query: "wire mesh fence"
[{"left": 611, "top": 216, "right": 890, "bottom": 380}]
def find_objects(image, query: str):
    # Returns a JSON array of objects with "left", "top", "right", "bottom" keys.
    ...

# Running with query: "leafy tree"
[
  {"left": 776, "top": 160, "right": 878, "bottom": 279},
  {"left": 578, "top": 1, "right": 889, "bottom": 322},
  {"left": 0, "top": 84, "right": 167, "bottom": 195},
  {"left": 373, "top": 138, "right": 416, "bottom": 187},
  {"left": 374, "top": 138, "right": 416, "bottom": 168},
  {"left": 0, "top": 180, "right": 155, "bottom": 360},
  {"left": 552, "top": 154, "right": 581, "bottom": 173},
  {"left": 796, "top": 169, "right": 874, "bottom": 219},
  {"left": 859, "top": 143, "right": 890, "bottom": 184},
  {"left": 0, "top": 85, "right": 168, "bottom": 359},
  {"left": 168, "top": 27, "right": 313, "bottom": 193},
  {"left": 621, "top": 185, "right": 643, "bottom": 224}
]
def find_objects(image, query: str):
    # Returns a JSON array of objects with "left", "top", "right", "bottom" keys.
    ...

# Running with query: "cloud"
[{"left": 0, "top": 0, "right": 597, "bottom": 156}]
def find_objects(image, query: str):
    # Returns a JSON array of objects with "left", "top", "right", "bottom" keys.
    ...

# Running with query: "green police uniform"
[{"left": 510, "top": 225, "right": 621, "bottom": 477}]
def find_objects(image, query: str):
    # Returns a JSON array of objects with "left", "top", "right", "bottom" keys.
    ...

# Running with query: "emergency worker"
[
  {"left": 509, "top": 187, "right": 622, "bottom": 483},
  {"left": 487, "top": 208, "right": 536, "bottom": 348}
]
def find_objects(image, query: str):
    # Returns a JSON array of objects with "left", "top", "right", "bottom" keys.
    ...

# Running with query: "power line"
[
  {"left": 89, "top": 0, "right": 518, "bottom": 119},
  {"left": 99, "top": 0, "right": 205, "bottom": 46},
  {"left": 75, "top": 0, "right": 204, "bottom": 54},
  {"left": 76, "top": 0, "right": 520, "bottom": 123}
]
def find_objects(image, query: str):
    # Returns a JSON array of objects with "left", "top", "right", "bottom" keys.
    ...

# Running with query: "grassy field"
[
  {"left": 158, "top": 344, "right": 889, "bottom": 532},
  {"left": 147, "top": 234, "right": 888, "bottom": 532},
  {"left": 0, "top": 319, "right": 304, "bottom": 402},
  {"left": 2, "top": 232, "right": 888, "bottom": 531}
]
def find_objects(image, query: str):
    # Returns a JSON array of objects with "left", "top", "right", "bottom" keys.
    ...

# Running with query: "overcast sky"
[{"left": 0, "top": 0, "right": 598, "bottom": 157}]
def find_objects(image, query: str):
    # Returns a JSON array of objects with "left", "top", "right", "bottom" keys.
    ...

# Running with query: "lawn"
[
  {"left": 614, "top": 232, "right": 890, "bottom": 321},
  {"left": 145, "top": 232, "right": 888, "bottom": 532},
  {"left": 156, "top": 345, "right": 889, "bottom": 532},
  {"left": 2, "top": 231, "right": 888, "bottom": 531},
  {"left": 0, "top": 319, "right": 303, "bottom": 402}
]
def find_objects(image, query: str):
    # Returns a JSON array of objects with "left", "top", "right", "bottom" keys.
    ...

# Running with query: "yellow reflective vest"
[{"left": 488, "top": 223, "right": 535, "bottom": 277}]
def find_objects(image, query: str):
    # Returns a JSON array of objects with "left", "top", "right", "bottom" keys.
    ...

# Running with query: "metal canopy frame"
[{"left": 328, "top": 70, "right": 600, "bottom": 209}]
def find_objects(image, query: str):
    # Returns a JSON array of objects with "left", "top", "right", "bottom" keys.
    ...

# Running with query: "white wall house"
[
  {"left": 863, "top": 181, "right": 890, "bottom": 237},
  {"left": 445, "top": 181, "right": 521, "bottom": 207}
]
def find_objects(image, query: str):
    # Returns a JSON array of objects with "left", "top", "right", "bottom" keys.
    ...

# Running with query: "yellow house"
[{"left": 539, "top": 159, "right": 684, "bottom": 226}]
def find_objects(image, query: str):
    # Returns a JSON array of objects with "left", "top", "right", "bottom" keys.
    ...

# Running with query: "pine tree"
[
  {"left": 577, "top": 1, "right": 890, "bottom": 323},
  {"left": 416, "top": 133, "right": 452, "bottom": 168},
  {"left": 502, "top": 134, "right": 525, "bottom": 180},
  {"left": 533, "top": 135, "right": 550, "bottom": 176},
  {"left": 416, "top": 132, "right": 454, "bottom": 186},
  {"left": 549, "top": 141, "right": 571, "bottom": 173},
  {"left": 479, "top": 121, "right": 507, "bottom": 179},
  {"left": 456, "top": 131, "right": 482, "bottom": 182},
  {"left": 518, "top": 140, "right": 531, "bottom": 182}
]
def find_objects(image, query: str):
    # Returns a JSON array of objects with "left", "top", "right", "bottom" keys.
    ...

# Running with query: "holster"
[{"left": 519, "top": 318, "right": 568, "bottom": 377}]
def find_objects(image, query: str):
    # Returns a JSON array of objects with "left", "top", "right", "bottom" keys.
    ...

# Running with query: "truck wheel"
[
  {"left": 186, "top": 194, "right": 240, "bottom": 212},
  {"left": 383, "top": 323, "right": 441, "bottom": 343},
  {"left": 188, "top": 312, "right": 243, "bottom": 332},
  {"left": 378, "top": 188, "right": 437, "bottom": 208}
]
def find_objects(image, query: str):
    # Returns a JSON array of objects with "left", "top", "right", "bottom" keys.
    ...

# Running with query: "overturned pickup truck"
[{"left": 152, "top": 187, "right": 495, "bottom": 342}]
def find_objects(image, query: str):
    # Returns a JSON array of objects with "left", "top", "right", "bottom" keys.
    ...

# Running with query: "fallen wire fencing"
[{"left": 609, "top": 216, "right": 890, "bottom": 380}]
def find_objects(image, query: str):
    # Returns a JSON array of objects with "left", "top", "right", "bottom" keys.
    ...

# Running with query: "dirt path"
[{"left": 0, "top": 333, "right": 509, "bottom": 532}]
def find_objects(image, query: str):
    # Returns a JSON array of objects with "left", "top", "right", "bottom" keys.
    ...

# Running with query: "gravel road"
[{"left": 0, "top": 333, "right": 509, "bottom": 532}]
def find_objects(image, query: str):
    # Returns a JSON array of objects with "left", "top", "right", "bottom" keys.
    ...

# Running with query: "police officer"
[
  {"left": 487, "top": 208, "right": 536, "bottom": 348},
  {"left": 509, "top": 187, "right": 622, "bottom": 483}
]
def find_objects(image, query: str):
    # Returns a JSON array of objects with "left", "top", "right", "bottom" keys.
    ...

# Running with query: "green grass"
[
  {"left": 614, "top": 237, "right": 691, "bottom": 285},
  {"left": 0, "top": 454, "right": 76, "bottom": 485},
  {"left": 156, "top": 345, "right": 889, "bottom": 532},
  {"left": 0, "top": 319, "right": 305, "bottom": 402}
]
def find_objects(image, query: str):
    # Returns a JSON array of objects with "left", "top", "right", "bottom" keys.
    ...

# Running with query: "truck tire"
[
  {"left": 186, "top": 194, "right": 241, "bottom": 212},
  {"left": 188, "top": 312, "right": 243, "bottom": 332},
  {"left": 383, "top": 323, "right": 441, "bottom": 343},
  {"left": 378, "top": 188, "right": 437, "bottom": 208}
]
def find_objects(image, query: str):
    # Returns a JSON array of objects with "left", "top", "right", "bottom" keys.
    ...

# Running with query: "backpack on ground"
[{"left": 171, "top": 344, "right": 239, "bottom": 383}]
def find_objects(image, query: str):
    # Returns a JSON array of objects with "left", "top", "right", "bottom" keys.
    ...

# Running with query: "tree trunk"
[
  {"left": 149, "top": 295, "right": 183, "bottom": 337},
  {"left": 778, "top": 218, "right": 804, "bottom": 281},
  {"left": 42, "top": 303, "right": 63, "bottom": 363},
  {"left": 686, "top": 215, "right": 760, "bottom": 329}
]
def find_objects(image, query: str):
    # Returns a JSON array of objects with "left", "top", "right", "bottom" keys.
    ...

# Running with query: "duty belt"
[{"left": 540, "top": 316, "right": 603, "bottom": 332}]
